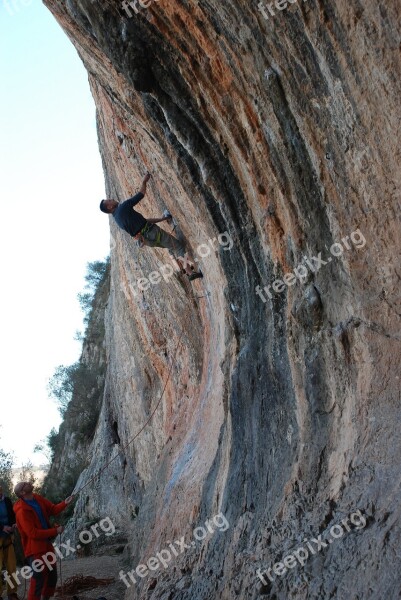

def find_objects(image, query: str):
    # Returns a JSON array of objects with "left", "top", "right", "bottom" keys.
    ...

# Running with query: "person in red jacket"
[{"left": 13, "top": 482, "right": 74, "bottom": 600}]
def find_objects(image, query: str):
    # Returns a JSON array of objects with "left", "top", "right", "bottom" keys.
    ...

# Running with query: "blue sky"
[{"left": 0, "top": 0, "right": 109, "bottom": 466}]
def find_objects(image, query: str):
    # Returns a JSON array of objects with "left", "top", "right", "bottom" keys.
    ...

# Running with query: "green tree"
[
  {"left": 48, "top": 362, "right": 99, "bottom": 419},
  {"left": 78, "top": 259, "right": 109, "bottom": 326},
  {"left": 47, "top": 428, "right": 61, "bottom": 460},
  {"left": 19, "top": 461, "right": 36, "bottom": 489},
  {"left": 47, "top": 364, "right": 77, "bottom": 416}
]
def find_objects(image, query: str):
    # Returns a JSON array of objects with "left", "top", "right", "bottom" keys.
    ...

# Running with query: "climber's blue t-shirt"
[
  {"left": 24, "top": 498, "right": 48, "bottom": 529},
  {"left": 113, "top": 193, "right": 146, "bottom": 237}
]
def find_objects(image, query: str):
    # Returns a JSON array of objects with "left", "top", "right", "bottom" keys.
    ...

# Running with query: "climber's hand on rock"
[
  {"left": 65, "top": 495, "right": 75, "bottom": 505},
  {"left": 140, "top": 173, "right": 151, "bottom": 196},
  {"left": 56, "top": 525, "right": 64, "bottom": 534}
]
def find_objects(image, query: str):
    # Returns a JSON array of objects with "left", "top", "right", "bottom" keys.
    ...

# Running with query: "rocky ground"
[
  {"left": 55, "top": 555, "right": 126, "bottom": 600},
  {"left": 14, "top": 556, "right": 124, "bottom": 600}
]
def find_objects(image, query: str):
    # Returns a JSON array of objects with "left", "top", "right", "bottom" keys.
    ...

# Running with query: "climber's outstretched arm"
[
  {"left": 139, "top": 172, "right": 151, "bottom": 196},
  {"left": 147, "top": 216, "right": 171, "bottom": 224}
]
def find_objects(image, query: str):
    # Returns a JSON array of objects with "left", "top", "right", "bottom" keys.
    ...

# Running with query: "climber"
[
  {"left": 99, "top": 173, "right": 203, "bottom": 281},
  {"left": 13, "top": 482, "right": 75, "bottom": 600}
]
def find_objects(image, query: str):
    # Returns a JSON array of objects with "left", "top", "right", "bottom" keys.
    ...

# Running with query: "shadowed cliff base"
[{"left": 42, "top": 0, "right": 401, "bottom": 598}]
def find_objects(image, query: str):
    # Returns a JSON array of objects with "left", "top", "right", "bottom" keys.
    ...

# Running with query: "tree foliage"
[
  {"left": 47, "top": 362, "right": 101, "bottom": 428},
  {"left": 78, "top": 259, "right": 109, "bottom": 327},
  {"left": 48, "top": 364, "right": 78, "bottom": 417},
  {"left": 19, "top": 461, "right": 36, "bottom": 488}
]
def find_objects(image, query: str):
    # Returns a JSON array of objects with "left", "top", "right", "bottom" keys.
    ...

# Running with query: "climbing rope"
[
  {"left": 23, "top": 216, "right": 204, "bottom": 600},
  {"left": 76, "top": 298, "right": 192, "bottom": 495},
  {"left": 76, "top": 211, "right": 202, "bottom": 494},
  {"left": 54, "top": 277, "right": 195, "bottom": 599},
  {"left": 56, "top": 301, "right": 189, "bottom": 599}
]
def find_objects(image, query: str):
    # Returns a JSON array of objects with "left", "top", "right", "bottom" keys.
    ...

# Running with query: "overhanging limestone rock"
[{"left": 43, "top": 1, "right": 401, "bottom": 597}]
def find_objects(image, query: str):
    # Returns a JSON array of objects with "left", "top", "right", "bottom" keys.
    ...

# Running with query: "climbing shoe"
[
  {"left": 163, "top": 209, "right": 173, "bottom": 224},
  {"left": 188, "top": 272, "right": 203, "bottom": 281}
]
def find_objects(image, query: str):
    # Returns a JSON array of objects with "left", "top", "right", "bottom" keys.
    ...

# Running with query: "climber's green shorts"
[{"left": 141, "top": 224, "right": 186, "bottom": 258}]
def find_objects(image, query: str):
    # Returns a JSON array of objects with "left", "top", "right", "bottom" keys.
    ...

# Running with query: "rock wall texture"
[{"left": 43, "top": 0, "right": 401, "bottom": 598}]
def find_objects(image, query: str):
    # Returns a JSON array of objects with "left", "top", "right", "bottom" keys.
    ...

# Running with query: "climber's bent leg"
[
  {"left": 141, "top": 225, "right": 201, "bottom": 277},
  {"left": 142, "top": 224, "right": 185, "bottom": 255}
]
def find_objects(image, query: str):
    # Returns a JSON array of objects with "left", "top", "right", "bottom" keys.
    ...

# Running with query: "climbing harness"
[{"left": 135, "top": 221, "right": 163, "bottom": 248}]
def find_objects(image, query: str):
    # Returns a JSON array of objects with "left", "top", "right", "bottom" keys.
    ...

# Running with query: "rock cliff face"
[{"left": 44, "top": 0, "right": 400, "bottom": 598}]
